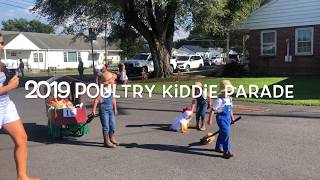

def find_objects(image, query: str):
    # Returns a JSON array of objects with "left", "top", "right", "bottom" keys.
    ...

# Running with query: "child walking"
[
  {"left": 192, "top": 82, "right": 211, "bottom": 131},
  {"left": 117, "top": 63, "right": 128, "bottom": 84},
  {"left": 92, "top": 72, "right": 119, "bottom": 148},
  {"left": 207, "top": 80, "right": 236, "bottom": 159}
]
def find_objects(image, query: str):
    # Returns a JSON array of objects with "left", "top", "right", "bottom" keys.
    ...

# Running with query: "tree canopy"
[
  {"left": 33, "top": 0, "right": 265, "bottom": 77},
  {"left": 1, "top": 18, "right": 55, "bottom": 33}
]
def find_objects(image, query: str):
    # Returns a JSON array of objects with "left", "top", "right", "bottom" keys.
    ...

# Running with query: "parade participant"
[
  {"left": 0, "top": 32, "right": 39, "bottom": 180},
  {"left": 117, "top": 63, "right": 128, "bottom": 84},
  {"left": 92, "top": 72, "right": 119, "bottom": 148},
  {"left": 207, "top": 80, "right": 236, "bottom": 159},
  {"left": 95, "top": 64, "right": 110, "bottom": 84},
  {"left": 170, "top": 107, "right": 193, "bottom": 133},
  {"left": 191, "top": 82, "right": 211, "bottom": 131}
]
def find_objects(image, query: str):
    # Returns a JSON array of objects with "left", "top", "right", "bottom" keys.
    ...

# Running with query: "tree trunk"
[{"left": 149, "top": 40, "right": 172, "bottom": 78}]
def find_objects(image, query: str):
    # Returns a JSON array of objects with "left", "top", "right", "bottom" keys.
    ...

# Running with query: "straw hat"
[
  {"left": 218, "top": 80, "right": 235, "bottom": 96},
  {"left": 103, "top": 71, "right": 117, "bottom": 85},
  {"left": 194, "top": 81, "right": 202, "bottom": 87}
]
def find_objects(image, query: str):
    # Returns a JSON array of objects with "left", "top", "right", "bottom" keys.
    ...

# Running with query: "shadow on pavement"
[
  {"left": 121, "top": 143, "right": 222, "bottom": 158},
  {"left": 126, "top": 123, "right": 173, "bottom": 132},
  {"left": 20, "top": 123, "right": 104, "bottom": 147},
  {"left": 119, "top": 107, "right": 320, "bottom": 119}
]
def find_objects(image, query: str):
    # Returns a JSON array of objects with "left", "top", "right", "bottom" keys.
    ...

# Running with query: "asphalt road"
[{"left": 0, "top": 87, "right": 320, "bottom": 180}]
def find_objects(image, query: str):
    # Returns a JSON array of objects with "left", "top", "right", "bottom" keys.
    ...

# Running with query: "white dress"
[{"left": 170, "top": 112, "right": 191, "bottom": 132}]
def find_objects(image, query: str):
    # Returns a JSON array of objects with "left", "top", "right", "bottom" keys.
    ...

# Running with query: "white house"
[{"left": 0, "top": 31, "right": 122, "bottom": 70}]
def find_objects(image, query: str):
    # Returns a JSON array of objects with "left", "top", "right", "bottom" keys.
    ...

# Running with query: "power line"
[
  {"left": 0, "top": 1, "right": 30, "bottom": 9},
  {"left": 18, "top": 0, "right": 35, "bottom": 5},
  {"left": 7, "top": 0, "right": 34, "bottom": 6}
]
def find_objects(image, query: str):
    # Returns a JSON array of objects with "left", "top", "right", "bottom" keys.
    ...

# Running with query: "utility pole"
[
  {"left": 105, "top": 24, "right": 108, "bottom": 64},
  {"left": 226, "top": 32, "right": 230, "bottom": 63},
  {"left": 89, "top": 28, "right": 97, "bottom": 75}
]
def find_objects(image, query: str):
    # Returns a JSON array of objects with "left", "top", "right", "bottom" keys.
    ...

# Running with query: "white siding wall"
[
  {"left": 1, "top": 50, "right": 121, "bottom": 70},
  {"left": 244, "top": 0, "right": 320, "bottom": 30}
]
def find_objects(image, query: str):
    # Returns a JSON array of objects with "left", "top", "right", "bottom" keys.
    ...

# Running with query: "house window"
[
  {"left": 63, "top": 52, "right": 78, "bottom": 62},
  {"left": 39, "top": 53, "right": 44, "bottom": 62},
  {"left": 11, "top": 52, "right": 17, "bottom": 57},
  {"left": 33, "top": 52, "right": 44, "bottom": 62},
  {"left": 33, "top": 53, "right": 38, "bottom": 62},
  {"left": 295, "top": 27, "right": 314, "bottom": 55},
  {"left": 261, "top": 30, "right": 277, "bottom": 56},
  {"left": 68, "top": 52, "right": 77, "bottom": 62},
  {"left": 64, "top": 52, "right": 67, "bottom": 62}
]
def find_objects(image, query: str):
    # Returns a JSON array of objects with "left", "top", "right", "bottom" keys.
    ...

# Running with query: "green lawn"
[
  {"left": 24, "top": 65, "right": 119, "bottom": 77},
  {"left": 120, "top": 76, "right": 320, "bottom": 106}
]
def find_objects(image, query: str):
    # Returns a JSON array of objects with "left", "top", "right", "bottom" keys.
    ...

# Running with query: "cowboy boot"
[
  {"left": 109, "top": 133, "right": 120, "bottom": 146},
  {"left": 103, "top": 134, "right": 116, "bottom": 148},
  {"left": 223, "top": 152, "right": 236, "bottom": 159}
]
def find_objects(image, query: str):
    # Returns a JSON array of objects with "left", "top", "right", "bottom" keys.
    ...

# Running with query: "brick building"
[{"left": 243, "top": 0, "right": 320, "bottom": 75}]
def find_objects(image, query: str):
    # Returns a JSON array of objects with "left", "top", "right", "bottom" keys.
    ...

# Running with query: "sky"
[
  {"left": 0, "top": 0, "right": 189, "bottom": 41},
  {"left": 0, "top": 0, "right": 47, "bottom": 23}
]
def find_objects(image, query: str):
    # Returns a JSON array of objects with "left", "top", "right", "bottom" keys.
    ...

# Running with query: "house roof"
[
  {"left": 179, "top": 45, "right": 208, "bottom": 53},
  {"left": 1, "top": 31, "right": 120, "bottom": 51},
  {"left": 172, "top": 48, "right": 191, "bottom": 55},
  {"left": 242, "top": 0, "right": 320, "bottom": 30}
]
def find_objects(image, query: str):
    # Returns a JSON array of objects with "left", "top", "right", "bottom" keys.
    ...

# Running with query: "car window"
[
  {"left": 229, "top": 54, "right": 238, "bottom": 59},
  {"left": 176, "top": 56, "right": 190, "bottom": 61},
  {"left": 193, "top": 56, "right": 201, "bottom": 60},
  {"left": 132, "top": 54, "right": 150, "bottom": 60}
]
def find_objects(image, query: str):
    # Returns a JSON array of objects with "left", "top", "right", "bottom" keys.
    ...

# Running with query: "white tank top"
[{"left": 0, "top": 72, "right": 10, "bottom": 111}]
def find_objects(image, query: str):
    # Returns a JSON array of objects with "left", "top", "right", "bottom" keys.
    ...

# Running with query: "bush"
[{"left": 222, "top": 63, "right": 248, "bottom": 76}]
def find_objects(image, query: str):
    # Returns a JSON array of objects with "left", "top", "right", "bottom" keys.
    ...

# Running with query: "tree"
[
  {"left": 108, "top": 24, "right": 145, "bottom": 59},
  {"left": 2, "top": 18, "right": 55, "bottom": 33},
  {"left": 33, "top": 0, "right": 264, "bottom": 78}
]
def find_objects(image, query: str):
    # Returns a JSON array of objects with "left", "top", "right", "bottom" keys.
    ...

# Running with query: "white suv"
[
  {"left": 124, "top": 53, "right": 178, "bottom": 76},
  {"left": 176, "top": 55, "right": 204, "bottom": 72}
]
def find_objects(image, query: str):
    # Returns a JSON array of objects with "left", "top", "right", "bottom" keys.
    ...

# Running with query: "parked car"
[
  {"left": 170, "top": 56, "right": 177, "bottom": 73},
  {"left": 124, "top": 53, "right": 178, "bottom": 76},
  {"left": 176, "top": 55, "right": 204, "bottom": 72},
  {"left": 204, "top": 55, "right": 224, "bottom": 66}
]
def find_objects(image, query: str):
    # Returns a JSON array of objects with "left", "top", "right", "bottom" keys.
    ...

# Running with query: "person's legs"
[
  {"left": 3, "top": 120, "right": 27, "bottom": 179},
  {"left": 215, "top": 118, "right": 224, "bottom": 152},
  {"left": 99, "top": 107, "right": 115, "bottom": 148},
  {"left": 79, "top": 70, "right": 84, "bottom": 81},
  {"left": 199, "top": 103, "right": 207, "bottom": 131},
  {"left": 3, "top": 120, "right": 39, "bottom": 180},
  {"left": 196, "top": 106, "right": 202, "bottom": 130},
  {"left": 108, "top": 110, "right": 119, "bottom": 145}
]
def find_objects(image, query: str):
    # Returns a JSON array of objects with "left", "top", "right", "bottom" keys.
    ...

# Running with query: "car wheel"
[
  {"left": 198, "top": 64, "right": 203, "bottom": 70},
  {"left": 142, "top": 66, "right": 148, "bottom": 73},
  {"left": 185, "top": 65, "right": 190, "bottom": 72},
  {"left": 169, "top": 65, "right": 174, "bottom": 73}
]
